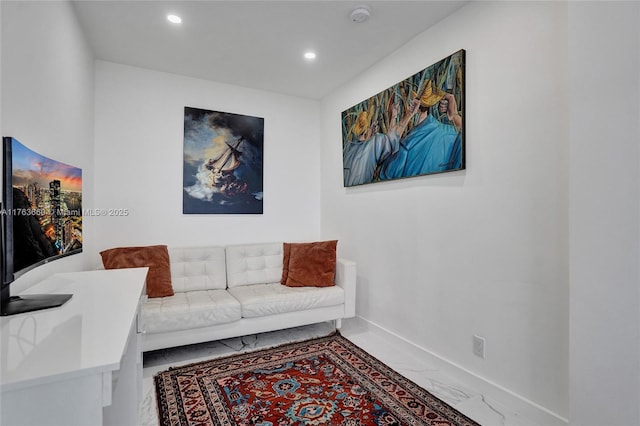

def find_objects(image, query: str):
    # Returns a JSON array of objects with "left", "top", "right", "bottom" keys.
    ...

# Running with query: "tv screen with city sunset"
[{"left": 4, "top": 137, "right": 82, "bottom": 279}]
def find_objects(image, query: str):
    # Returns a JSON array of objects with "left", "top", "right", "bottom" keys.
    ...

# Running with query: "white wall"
[
  {"left": 0, "top": 0, "right": 95, "bottom": 292},
  {"left": 93, "top": 61, "right": 322, "bottom": 254},
  {"left": 568, "top": 2, "right": 640, "bottom": 425},
  {"left": 321, "top": 1, "right": 569, "bottom": 420}
]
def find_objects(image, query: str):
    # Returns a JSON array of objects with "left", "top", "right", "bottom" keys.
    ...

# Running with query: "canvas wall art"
[
  {"left": 341, "top": 49, "right": 465, "bottom": 187},
  {"left": 183, "top": 107, "right": 264, "bottom": 214}
]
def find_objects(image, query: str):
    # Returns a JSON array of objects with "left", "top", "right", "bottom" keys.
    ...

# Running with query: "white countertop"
[{"left": 0, "top": 268, "right": 147, "bottom": 391}]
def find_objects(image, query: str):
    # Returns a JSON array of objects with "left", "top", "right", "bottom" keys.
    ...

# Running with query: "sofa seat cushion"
[
  {"left": 143, "top": 289, "right": 241, "bottom": 333},
  {"left": 227, "top": 283, "right": 345, "bottom": 318}
]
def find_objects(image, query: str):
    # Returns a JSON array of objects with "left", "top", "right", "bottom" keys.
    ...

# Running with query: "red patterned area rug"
[{"left": 154, "top": 333, "right": 480, "bottom": 426}]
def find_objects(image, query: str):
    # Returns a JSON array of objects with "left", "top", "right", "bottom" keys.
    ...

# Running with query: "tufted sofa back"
[
  {"left": 98, "top": 243, "right": 286, "bottom": 293},
  {"left": 168, "top": 247, "right": 227, "bottom": 292},
  {"left": 225, "top": 242, "right": 283, "bottom": 288}
]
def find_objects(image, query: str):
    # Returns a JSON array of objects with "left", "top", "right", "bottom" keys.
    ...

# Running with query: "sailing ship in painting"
[
  {"left": 341, "top": 49, "right": 465, "bottom": 187},
  {"left": 183, "top": 107, "right": 264, "bottom": 214},
  {"left": 204, "top": 137, "right": 249, "bottom": 197}
]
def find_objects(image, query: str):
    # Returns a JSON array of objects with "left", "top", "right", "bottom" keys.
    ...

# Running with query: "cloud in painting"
[{"left": 208, "top": 112, "right": 263, "bottom": 148}]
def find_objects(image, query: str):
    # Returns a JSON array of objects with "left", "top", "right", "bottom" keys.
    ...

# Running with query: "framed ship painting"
[
  {"left": 341, "top": 49, "right": 465, "bottom": 187},
  {"left": 183, "top": 107, "right": 264, "bottom": 214}
]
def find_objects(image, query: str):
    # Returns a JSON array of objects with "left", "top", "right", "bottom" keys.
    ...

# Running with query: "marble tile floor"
[{"left": 140, "top": 321, "right": 538, "bottom": 426}]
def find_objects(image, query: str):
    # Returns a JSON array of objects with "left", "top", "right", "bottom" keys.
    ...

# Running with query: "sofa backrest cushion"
[
  {"left": 169, "top": 247, "right": 227, "bottom": 292},
  {"left": 225, "top": 242, "right": 283, "bottom": 288}
]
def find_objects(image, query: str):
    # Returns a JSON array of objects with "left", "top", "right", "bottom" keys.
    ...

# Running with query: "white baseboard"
[{"left": 341, "top": 316, "right": 568, "bottom": 426}]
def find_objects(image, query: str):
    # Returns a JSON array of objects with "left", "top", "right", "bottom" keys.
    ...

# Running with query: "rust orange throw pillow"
[
  {"left": 100, "top": 245, "right": 174, "bottom": 298},
  {"left": 281, "top": 240, "right": 338, "bottom": 287}
]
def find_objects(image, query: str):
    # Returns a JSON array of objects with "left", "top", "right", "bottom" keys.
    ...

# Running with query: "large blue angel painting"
[
  {"left": 183, "top": 107, "right": 264, "bottom": 214},
  {"left": 341, "top": 49, "right": 465, "bottom": 187}
]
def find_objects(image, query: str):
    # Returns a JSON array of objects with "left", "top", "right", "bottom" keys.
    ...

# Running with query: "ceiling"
[{"left": 72, "top": 1, "right": 467, "bottom": 99}]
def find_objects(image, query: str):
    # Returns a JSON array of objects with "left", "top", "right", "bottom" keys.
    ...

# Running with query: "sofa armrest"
[{"left": 335, "top": 258, "right": 356, "bottom": 318}]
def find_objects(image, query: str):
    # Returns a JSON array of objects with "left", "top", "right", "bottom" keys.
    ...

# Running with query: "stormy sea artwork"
[
  {"left": 341, "top": 49, "right": 465, "bottom": 187},
  {"left": 183, "top": 107, "right": 264, "bottom": 214}
]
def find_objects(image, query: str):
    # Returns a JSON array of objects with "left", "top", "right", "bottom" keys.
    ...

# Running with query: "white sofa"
[{"left": 134, "top": 242, "right": 356, "bottom": 352}]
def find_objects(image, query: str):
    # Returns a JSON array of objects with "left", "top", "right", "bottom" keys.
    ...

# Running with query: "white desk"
[{"left": 0, "top": 268, "right": 147, "bottom": 426}]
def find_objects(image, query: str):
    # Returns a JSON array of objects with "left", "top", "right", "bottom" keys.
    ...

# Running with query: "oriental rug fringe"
[{"left": 154, "top": 333, "right": 480, "bottom": 426}]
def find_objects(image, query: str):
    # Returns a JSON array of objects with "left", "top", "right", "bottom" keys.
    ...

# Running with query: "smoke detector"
[{"left": 349, "top": 6, "right": 371, "bottom": 23}]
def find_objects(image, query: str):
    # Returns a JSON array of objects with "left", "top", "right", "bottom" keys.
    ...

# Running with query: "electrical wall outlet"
[{"left": 473, "top": 335, "right": 486, "bottom": 359}]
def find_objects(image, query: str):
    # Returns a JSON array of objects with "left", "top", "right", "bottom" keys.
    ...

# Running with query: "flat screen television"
[{"left": 1, "top": 136, "right": 82, "bottom": 316}]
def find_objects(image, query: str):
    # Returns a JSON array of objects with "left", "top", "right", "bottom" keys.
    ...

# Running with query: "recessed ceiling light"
[
  {"left": 167, "top": 14, "right": 182, "bottom": 24},
  {"left": 304, "top": 51, "right": 317, "bottom": 61}
]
